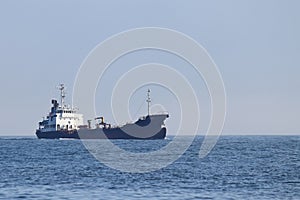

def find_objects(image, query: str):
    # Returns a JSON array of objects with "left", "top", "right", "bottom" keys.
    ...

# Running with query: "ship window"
[
  {"left": 57, "top": 124, "right": 60, "bottom": 130},
  {"left": 66, "top": 125, "right": 68, "bottom": 130},
  {"left": 70, "top": 125, "right": 72, "bottom": 129}
]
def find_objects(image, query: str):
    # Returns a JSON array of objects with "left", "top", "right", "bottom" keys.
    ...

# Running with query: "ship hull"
[
  {"left": 36, "top": 127, "right": 166, "bottom": 140},
  {"left": 36, "top": 114, "right": 168, "bottom": 140}
]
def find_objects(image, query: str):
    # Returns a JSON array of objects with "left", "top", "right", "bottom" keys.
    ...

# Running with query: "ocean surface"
[{"left": 0, "top": 136, "right": 299, "bottom": 200}]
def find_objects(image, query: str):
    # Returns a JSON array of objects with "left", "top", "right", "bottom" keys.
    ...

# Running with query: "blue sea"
[{"left": 0, "top": 136, "right": 299, "bottom": 200}]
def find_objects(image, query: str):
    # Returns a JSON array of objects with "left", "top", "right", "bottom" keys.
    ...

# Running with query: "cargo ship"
[{"left": 36, "top": 84, "right": 169, "bottom": 139}]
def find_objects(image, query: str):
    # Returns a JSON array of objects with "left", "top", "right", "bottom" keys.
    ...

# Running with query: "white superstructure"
[{"left": 38, "top": 84, "right": 84, "bottom": 133}]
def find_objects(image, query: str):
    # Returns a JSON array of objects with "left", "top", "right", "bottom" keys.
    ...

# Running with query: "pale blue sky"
[{"left": 0, "top": 0, "right": 299, "bottom": 136}]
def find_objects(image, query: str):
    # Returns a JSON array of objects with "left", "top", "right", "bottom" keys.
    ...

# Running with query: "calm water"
[{"left": 0, "top": 136, "right": 299, "bottom": 200}]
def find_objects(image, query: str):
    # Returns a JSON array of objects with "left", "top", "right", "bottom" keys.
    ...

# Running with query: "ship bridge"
[{"left": 38, "top": 84, "right": 83, "bottom": 133}]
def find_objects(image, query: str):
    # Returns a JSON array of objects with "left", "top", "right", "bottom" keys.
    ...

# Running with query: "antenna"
[
  {"left": 146, "top": 89, "right": 151, "bottom": 116},
  {"left": 58, "top": 84, "right": 66, "bottom": 108}
]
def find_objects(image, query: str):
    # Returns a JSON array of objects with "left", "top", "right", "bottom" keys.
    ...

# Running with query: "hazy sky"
[{"left": 0, "top": 0, "right": 299, "bottom": 136}]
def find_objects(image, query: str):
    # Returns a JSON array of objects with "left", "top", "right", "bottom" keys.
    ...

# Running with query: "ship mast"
[
  {"left": 146, "top": 89, "right": 151, "bottom": 116},
  {"left": 58, "top": 84, "right": 66, "bottom": 108}
]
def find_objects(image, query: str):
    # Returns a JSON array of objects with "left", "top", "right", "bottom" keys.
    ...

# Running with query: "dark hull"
[{"left": 36, "top": 128, "right": 166, "bottom": 140}]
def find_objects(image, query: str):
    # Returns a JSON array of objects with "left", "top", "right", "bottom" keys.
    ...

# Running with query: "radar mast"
[
  {"left": 146, "top": 89, "right": 151, "bottom": 116},
  {"left": 58, "top": 84, "right": 66, "bottom": 108}
]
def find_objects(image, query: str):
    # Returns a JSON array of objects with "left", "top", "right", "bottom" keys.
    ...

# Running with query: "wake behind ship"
[{"left": 36, "top": 84, "right": 169, "bottom": 140}]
